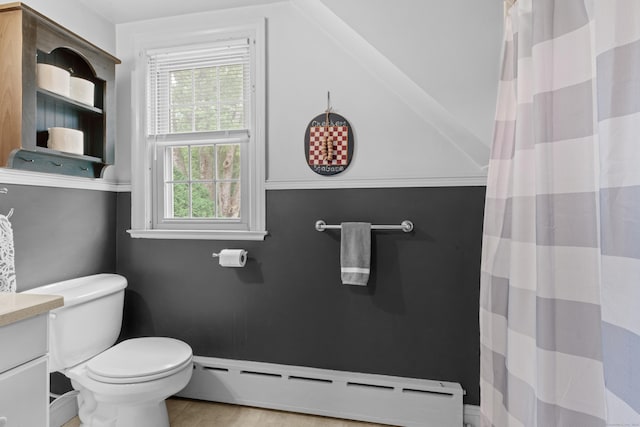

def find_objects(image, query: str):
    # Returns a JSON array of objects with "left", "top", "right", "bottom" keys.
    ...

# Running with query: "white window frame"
[{"left": 128, "top": 21, "right": 267, "bottom": 240}]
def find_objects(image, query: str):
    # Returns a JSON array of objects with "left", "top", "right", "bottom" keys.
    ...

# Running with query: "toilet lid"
[{"left": 87, "top": 337, "right": 192, "bottom": 384}]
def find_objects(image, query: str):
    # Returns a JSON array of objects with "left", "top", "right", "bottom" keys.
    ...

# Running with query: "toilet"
[{"left": 24, "top": 274, "right": 193, "bottom": 427}]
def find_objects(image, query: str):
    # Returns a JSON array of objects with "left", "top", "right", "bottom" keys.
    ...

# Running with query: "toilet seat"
[{"left": 86, "top": 337, "right": 193, "bottom": 384}]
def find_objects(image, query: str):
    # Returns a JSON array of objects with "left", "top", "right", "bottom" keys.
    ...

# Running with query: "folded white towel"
[
  {"left": 340, "top": 222, "right": 371, "bottom": 286},
  {"left": 0, "top": 214, "right": 16, "bottom": 292}
]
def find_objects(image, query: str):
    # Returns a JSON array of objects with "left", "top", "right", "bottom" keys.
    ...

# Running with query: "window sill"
[{"left": 127, "top": 229, "right": 268, "bottom": 241}]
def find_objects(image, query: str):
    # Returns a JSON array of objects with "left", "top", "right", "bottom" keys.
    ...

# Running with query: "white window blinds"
[{"left": 147, "top": 39, "right": 251, "bottom": 136}]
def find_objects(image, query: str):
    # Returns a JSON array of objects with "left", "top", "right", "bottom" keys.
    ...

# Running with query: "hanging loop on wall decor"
[{"left": 304, "top": 92, "right": 354, "bottom": 176}]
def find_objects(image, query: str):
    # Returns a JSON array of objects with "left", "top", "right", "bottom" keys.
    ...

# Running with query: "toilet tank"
[{"left": 23, "top": 274, "right": 127, "bottom": 372}]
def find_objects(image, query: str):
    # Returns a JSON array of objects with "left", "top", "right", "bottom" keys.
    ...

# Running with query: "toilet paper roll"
[
  {"left": 37, "top": 64, "right": 71, "bottom": 97},
  {"left": 47, "top": 127, "right": 84, "bottom": 155},
  {"left": 69, "top": 76, "right": 95, "bottom": 106},
  {"left": 218, "top": 249, "right": 247, "bottom": 267}
]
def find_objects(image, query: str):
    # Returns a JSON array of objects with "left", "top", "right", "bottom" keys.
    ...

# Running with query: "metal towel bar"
[{"left": 315, "top": 220, "right": 413, "bottom": 233}]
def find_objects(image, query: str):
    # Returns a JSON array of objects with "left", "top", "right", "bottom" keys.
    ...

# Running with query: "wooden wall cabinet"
[{"left": 0, "top": 3, "right": 120, "bottom": 178}]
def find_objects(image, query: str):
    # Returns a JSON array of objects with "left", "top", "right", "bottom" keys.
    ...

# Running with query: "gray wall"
[
  {"left": 0, "top": 184, "right": 116, "bottom": 291},
  {"left": 116, "top": 186, "right": 484, "bottom": 404},
  {"left": 1, "top": 184, "right": 484, "bottom": 403}
]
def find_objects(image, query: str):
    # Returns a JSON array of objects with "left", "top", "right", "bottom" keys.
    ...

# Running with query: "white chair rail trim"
[{"left": 0, "top": 168, "right": 127, "bottom": 192}]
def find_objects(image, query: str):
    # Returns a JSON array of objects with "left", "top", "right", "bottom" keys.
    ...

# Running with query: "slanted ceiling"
[{"left": 292, "top": 0, "right": 490, "bottom": 170}]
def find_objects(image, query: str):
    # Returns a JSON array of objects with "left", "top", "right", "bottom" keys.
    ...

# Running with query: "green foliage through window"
[
  {"left": 169, "top": 64, "right": 245, "bottom": 133},
  {"left": 166, "top": 144, "right": 241, "bottom": 219}
]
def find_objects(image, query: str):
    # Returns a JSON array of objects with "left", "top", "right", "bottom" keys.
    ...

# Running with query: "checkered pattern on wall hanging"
[{"left": 304, "top": 112, "right": 354, "bottom": 176}]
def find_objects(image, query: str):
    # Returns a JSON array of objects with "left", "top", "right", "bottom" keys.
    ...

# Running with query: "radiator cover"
[{"left": 177, "top": 356, "right": 464, "bottom": 427}]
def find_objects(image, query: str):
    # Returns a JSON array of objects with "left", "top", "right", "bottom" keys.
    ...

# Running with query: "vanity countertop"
[{"left": 0, "top": 293, "right": 63, "bottom": 327}]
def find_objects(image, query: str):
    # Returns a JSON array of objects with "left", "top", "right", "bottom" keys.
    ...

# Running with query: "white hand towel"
[
  {"left": 0, "top": 214, "right": 16, "bottom": 292},
  {"left": 340, "top": 222, "right": 371, "bottom": 286}
]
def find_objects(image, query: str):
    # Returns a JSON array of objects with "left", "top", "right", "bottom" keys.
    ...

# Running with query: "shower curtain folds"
[{"left": 480, "top": 0, "right": 640, "bottom": 426}]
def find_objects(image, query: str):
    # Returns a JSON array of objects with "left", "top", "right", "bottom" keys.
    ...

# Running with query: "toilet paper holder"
[
  {"left": 211, "top": 250, "right": 249, "bottom": 258},
  {"left": 212, "top": 249, "right": 248, "bottom": 267}
]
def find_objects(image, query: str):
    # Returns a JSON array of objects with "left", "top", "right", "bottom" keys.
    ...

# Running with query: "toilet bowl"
[
  {"left": 24, "top": 274, "right": 193, "bottom": 427},
  {"left": 67, "top": 337, "right": 192, "bottom": 427}
]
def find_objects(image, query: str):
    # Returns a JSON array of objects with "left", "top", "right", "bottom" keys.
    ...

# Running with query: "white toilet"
[{"left": 24, "top": 273, "right": 193, "bottom": 427}]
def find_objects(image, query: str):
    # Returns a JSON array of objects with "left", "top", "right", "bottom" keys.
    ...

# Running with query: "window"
[{"left": 129, "top": 23, "right": 266, "bottom": 240}]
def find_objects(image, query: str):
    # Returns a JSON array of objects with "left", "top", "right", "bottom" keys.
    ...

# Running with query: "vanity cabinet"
[
  {"left": 0, "top": 315, "right": 49, "bottom": 427},
  {"left": 0, "top": 292, "right": 62, "bottom": 427},
  {"left": 0, "top": 2, "right": 120, "bottom": 178}
]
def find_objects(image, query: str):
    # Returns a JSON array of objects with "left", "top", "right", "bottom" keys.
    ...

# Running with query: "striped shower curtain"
[{"left": 480, "top": 0, "right": 640, "bottom": 426}]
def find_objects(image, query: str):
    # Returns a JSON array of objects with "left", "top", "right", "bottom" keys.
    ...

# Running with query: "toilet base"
[
  {"left": 66, "top": 359, "right": 192, "bottom": 427},
  {"left": 76, "top": 393, "right": 169, "bottom": 427}
]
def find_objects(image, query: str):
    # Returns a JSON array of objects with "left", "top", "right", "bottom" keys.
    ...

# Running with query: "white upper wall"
[
  {"left": 114, "top": 0, "right": 502, "bottom": 187},
  {"left": 13, "top": 1, "right": 501, "bottom": 187},
  {"left": 25, "top": 0, "right": 115, "bottom": 54}
]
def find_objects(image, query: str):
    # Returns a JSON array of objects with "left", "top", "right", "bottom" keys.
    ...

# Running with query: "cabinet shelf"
[
  {"left": 9, "top": 148, "right": 105, "bottom": 178},
  {"left": 34, "top": 146, "right": 103, "bottom": 163},
  {"left": 36, "top": 88, "right": 103, "bottom": 114}
]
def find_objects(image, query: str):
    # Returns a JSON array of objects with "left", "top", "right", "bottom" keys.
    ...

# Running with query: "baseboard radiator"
[{"left": 177, "top": 356, "right": 465, "bottom": 427}]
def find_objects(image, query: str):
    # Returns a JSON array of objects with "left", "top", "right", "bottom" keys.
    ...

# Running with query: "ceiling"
[{"left": 78, "top": 0, "right": 282, "bottom": 24}]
